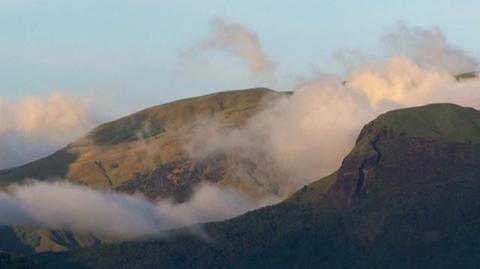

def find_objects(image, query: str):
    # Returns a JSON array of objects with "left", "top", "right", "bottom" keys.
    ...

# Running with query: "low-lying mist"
[{"left": 0, "top": 180, "right": 276, "bottom": 239}]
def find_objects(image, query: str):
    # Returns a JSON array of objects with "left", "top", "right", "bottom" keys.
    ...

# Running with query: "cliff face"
[{"left": 330, "top": 126, "right": 480, "bottom": 206}]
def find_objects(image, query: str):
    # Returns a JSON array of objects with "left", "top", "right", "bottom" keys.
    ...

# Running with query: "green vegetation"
[
  {"left": 372, "top": 103, "right": 480, "bottom": 143},
  {"left": 287, "top": 171, "right": 338, "bottom": 204}
]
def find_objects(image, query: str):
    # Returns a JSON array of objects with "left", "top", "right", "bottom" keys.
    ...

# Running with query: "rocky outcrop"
[
  {"left": 116, "top": 154, "right": 228, "bottom": 202},
  {"left": 117, "top": 152, "right": 284, "bottom": 203}
]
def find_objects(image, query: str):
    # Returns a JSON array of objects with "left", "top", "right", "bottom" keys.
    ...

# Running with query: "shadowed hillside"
[{"left": 0, "top": 252, "right": 37, "bottom": 269}]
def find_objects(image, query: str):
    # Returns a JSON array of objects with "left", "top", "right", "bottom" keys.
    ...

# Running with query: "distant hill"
[{"left": 36, "top": 103, "right": 480, "bottom": 269}]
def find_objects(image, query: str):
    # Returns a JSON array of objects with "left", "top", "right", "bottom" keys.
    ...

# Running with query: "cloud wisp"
[
  {"left": 382, "top": 22, "right": 479, "bottom": 75},
  {"left": 188, "top": 17, "right": 274, "bottom": 76},
  {"left": 0, "top": 180, "right": 277, "bottom": 239}
]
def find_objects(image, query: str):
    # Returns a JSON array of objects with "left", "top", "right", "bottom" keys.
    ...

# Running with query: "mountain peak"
[
  {"left": 0, "top": 87, "right": 290, "bottom": 203},
  {"left": 81, "top": 87, "right": 282, "bottom": 146}
]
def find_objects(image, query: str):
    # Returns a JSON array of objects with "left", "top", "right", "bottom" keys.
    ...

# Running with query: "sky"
[
  {"left": 0, "top": 0, "right": 479, "bottom": 168},
  {"left": 1, "top": 0, "right": 479, "bottom": 115}
]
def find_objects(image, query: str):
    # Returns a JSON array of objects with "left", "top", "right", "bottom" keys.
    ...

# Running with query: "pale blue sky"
[{"left": 1, "top": 0, "right": 479, "bottom": 116}]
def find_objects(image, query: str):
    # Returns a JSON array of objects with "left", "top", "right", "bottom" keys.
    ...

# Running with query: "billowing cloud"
[
  {"left": 185, "top": 25, "right": 480, "bottom": 197},
  {"left": 0, "top": 92, "right": 96, "bottom": 169},
  {"left": 186, "top": 80, "right": 375, "bottom": 197},
  {"left": 382, "top": 22, "right": 479, "bottom": 74},
  {"left": 0, "top": 180, "right": 277, "bottom": 239},
  {"left": 348, "top": 56, "right": 480, "bottom": 108},
  {"left": 348, "top": 56, "right": 452, "bottom": 106},
  {"left": 0, "top": 92, "right": 94, "bottom": 143},
  {"left": 191, "top": 17, "right": 274, "bottom": 75}
]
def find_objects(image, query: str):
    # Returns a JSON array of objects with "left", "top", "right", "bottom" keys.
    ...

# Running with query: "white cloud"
[
  {"left": 382, "top": 22, "right": 479, "bottom": 74},
  {"left": 189, "top": 17, "right": 274, "bottom": 76},
  {"left": 0, "top": 92, "right": 96, "bottom": 169},
  {"left": 0, "top": 180, "right": 277, "bottom": 239}
]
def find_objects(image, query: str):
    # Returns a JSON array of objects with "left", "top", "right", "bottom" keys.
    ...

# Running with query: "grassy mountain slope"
[
  {"left": 0, "top": 88, "right": 290, "bottom": 254},
  {"left": 0, "top": 88, "right": 288, "bottom": 200},
  {"left": 36, "top": 103, "right": 480, "bottom": 269}
]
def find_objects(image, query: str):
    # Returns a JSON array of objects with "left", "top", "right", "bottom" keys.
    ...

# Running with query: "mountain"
[
  {"left": 35, "top": 103, "right": 480, "bottom": 269},
  {"left": 0, "top": 88, "right": 292, "bottom": 254},
  {"left": 0, "top": 88, "right": 289, "bottom": 202}
]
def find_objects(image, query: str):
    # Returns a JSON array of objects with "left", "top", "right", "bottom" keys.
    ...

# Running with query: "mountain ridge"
[
  {"left": 0, "top": 87, "right": 292, "bottom": 254},
  {"left": 0, "top": 87, "right": 290, "bottom": 200}
]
